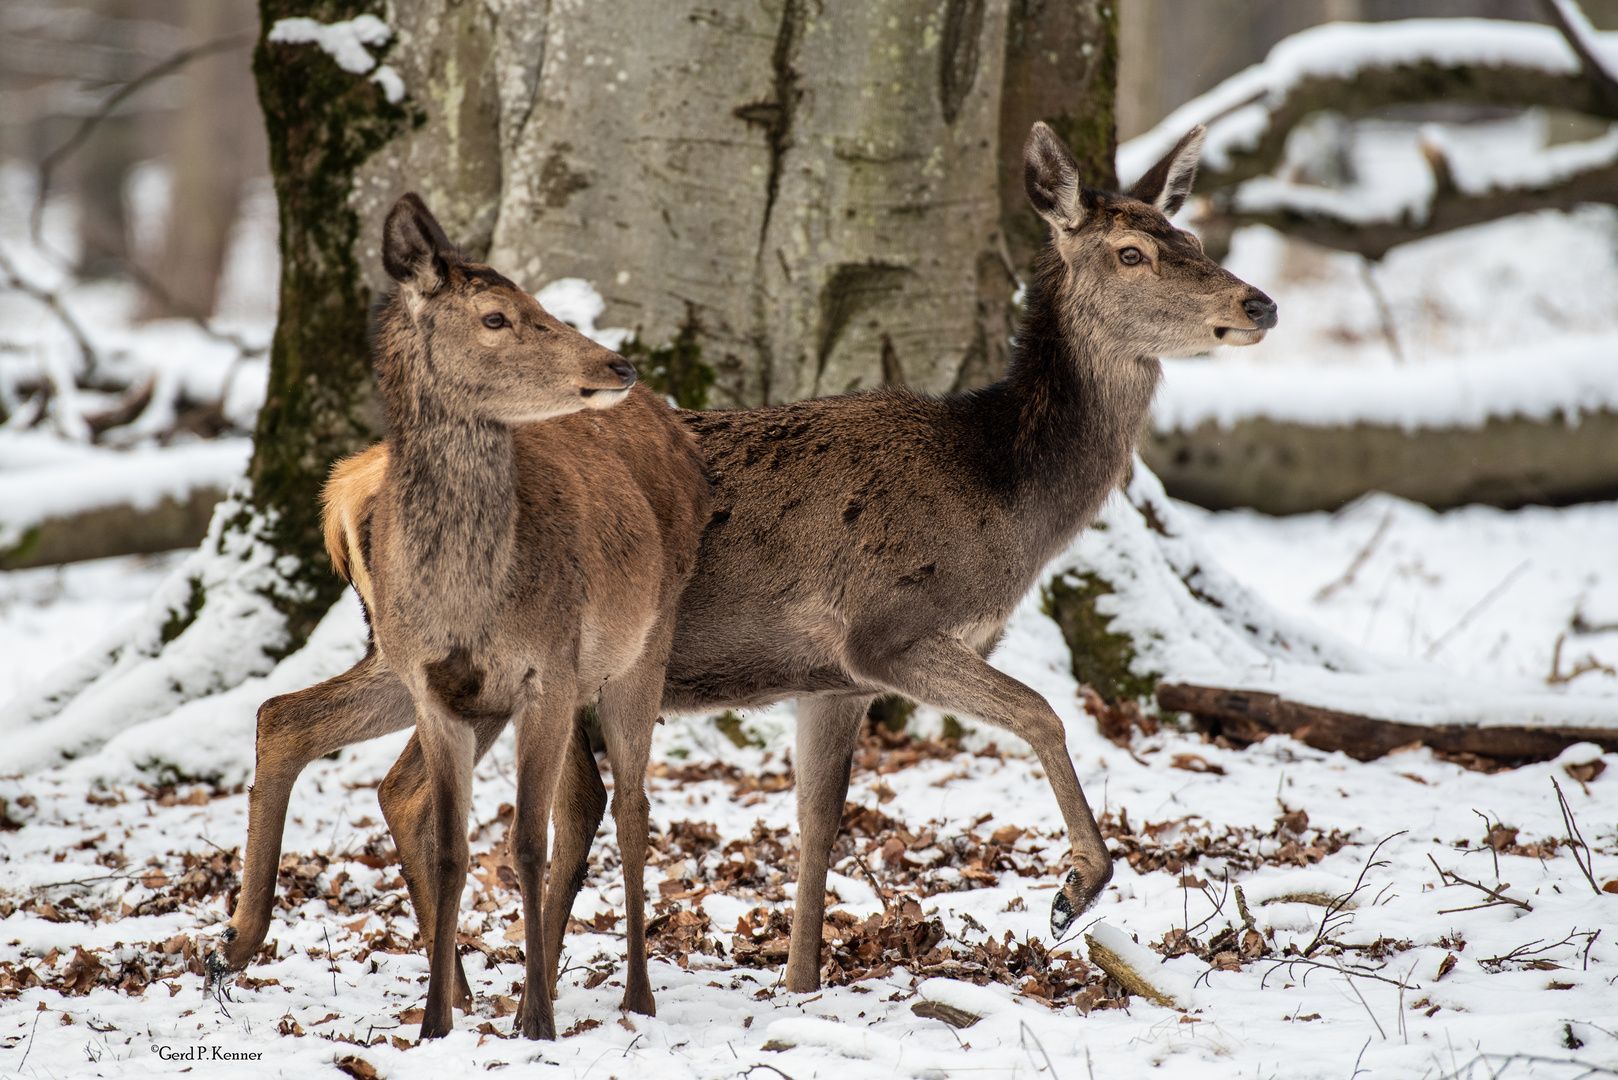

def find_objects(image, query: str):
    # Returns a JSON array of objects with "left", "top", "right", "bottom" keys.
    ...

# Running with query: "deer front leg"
[
  {"left": 510, "top": 686, "right": 574, "bottom": 1040},
  {"left": 213, "top": 648, "right": 413, "bottom": 982},
  {"left": 851, "top": 635, "right": 1112, "bottom": 937},
  {"left": 379, "top": 716, "right": 509, "bottom": 1012},
  {"left": 413, "top": 709, "right": 479, "bottom": 1040},
  {"left": 784, "top": 694, "right": 873, "bottom": 993},
  {"left": 538, "top": 712, "right": 607, "bottom": 1001}
]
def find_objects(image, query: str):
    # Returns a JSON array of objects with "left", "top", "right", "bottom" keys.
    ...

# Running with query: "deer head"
[
  {"left": 377, "top": 193, "right": 636, "bottom": 425},
  {"left": 1023, "top": 123, "right": 1277, "bottom": 357}
]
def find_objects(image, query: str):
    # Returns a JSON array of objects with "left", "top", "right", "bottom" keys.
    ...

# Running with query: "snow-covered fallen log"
[
  {"left": 1118, "top": 15, "right": 1618, "bottom": 258},
  {"left": 0, "top": 437, "right": 248, "bottom": 568},
  {"left": 1046, "top": 462, "right": 1618, "bottom": 756},
  {"left": 1158, "top": 682, "right": 1618, "bottom": 762}
]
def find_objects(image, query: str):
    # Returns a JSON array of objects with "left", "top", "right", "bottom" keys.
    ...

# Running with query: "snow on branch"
[
  {"left": 1119, "top": 14, "right": 1618, "bottom": 258},
  {"left": 1120, "top": 17, "right": 1616, "bottom": 189}
]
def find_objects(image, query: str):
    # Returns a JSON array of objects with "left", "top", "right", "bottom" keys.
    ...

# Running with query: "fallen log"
[
  {"left": 1141, "top": 409, "right": 1618, "bottom": 515},
  {"left": 1157, "top": 682, "right": 1618, "bottom": 764}
]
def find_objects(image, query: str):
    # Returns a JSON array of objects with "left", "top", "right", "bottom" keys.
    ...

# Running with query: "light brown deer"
[
  {"left": 209, "top": 193, "right": 708, "bottom": 1041},
  {"left": 217, "top": 123, "right": 1274, "bottom": 1008}
]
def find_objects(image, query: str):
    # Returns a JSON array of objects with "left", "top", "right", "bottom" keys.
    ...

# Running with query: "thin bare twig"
[
  {"left": 30, "top": 32, "right": 256, "bottom": 245},
  {"left": 1479, "top": 929, "right": 1594, "bottom": 973},
  {"left": 1552, "top": 777, "right": 1602, "bottom": 895},
  {"left": 0, "top": 247, "right": 103, "bottom": 374},
  {"left": 741, "top": 1065, "right": 799, "bottom": 1080},
  {"left": 1020, "top": 1020, "right": 1062, "bottom": 1079},
  {"left": 1426, "top": 854, "right": 1533, "bottom": 914},
  {"left": 1472, "top": 809, "right": 1502, "bottom": 879},
  {"left": 1432, "top": 1052, "right": 1618, "bottom": 1080},
  {"left": 1314, "top": 511, "right": 1394, "bottom": 602},
  {"left": 848, "top": 849, "right": 890, "bottom": 914},
  {"left": 1340, "top": 966, "right": 1386, "bottom": 1040},
  {"left": 1261, "top": 954, "right": 1418, "bottom": 991},
  {"left": 1300, "top": 832, "right": 1404, "bottom": 957},
  {"left": 1425, "top": 561, "right": 1530, "bottom": 660}
]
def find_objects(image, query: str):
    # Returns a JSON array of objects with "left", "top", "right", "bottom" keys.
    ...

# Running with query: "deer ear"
[
  {"left": 382, "top": 192, "right": 454, "bottom": 295},
  {"left": 1023, "top": 122, "right": 1087, "bottom": 231},
  {"left": 1128, "top": 126, "right": 1205, "bottom": 218}
]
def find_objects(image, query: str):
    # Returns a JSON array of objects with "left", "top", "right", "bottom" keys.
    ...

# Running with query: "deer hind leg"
[
  {"left": 592, "top": 651, "right": 670, "bottom": 1017},
  {"left": 539, "top": 710, "right": 607, "bottom": 1001},
  {"left": 413, "top": 708, "right": 479, "bottom": 1040},
  {"left": 214, "top": 647, "right": 413, "bottom": 979},
  {"left": 850, "top": 634, "right": 1112, "bottom": 937},
  {"left": 510, "top": 682, "right": 576, "bottom": 1040},
  {"left": 379, "top": 716, "right": 508, "bottom": 1012},
  {"left": 784, "top": 694, "right": 873, "bottom": 993}
]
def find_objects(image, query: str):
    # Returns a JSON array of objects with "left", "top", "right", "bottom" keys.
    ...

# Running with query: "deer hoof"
[
  {"left": 516, "top": 1008, "right": 556, "bottom": 1041},
  {"left": 1049, "top": 868, "right": 1104, "bottom": 937},
  {"left": 202, "top": 949, "right": 235, "bottom": 1000}
]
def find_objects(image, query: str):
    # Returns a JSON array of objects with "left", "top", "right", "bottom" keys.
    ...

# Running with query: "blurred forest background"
[{"left": 7, "top": 0, "right": 1613, "bottom": 330}]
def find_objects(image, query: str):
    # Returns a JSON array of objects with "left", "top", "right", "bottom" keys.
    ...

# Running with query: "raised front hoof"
[
  {"left": 203, "top": 926, "right": 242, "bottom": 998},
  {"left": 1049, "top": 867, "right": 1108, "bottom": 937},
  {"left": 623, "top": 985, "right": 657, "bottom": 1017}
]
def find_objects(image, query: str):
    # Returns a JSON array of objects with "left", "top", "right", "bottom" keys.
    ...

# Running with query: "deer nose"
[
  {"left": 609, "top": 360, "right": 636, "bottom": 387},
  {"left": 1243, "top": 294, "right": 1278, "bottom": 330}
]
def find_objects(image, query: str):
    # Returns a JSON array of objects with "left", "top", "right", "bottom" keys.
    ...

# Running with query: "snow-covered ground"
[
  {"left": 0, "top": 493, "right": 1612, "bottom": 1079},
  {"left": 1188, "top": 495, "right": 1618, "bottom": 697}
]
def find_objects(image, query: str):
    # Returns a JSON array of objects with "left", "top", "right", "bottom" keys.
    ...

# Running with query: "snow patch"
[
  {"left": 535, "top": 277, "right": 633, "bottom": 351},
  {"left": 267, "top": 14, "right": 404, "bottom": 103},
  {"left": 1119, "top": 19, "right": 1595, "bottom": 183}
]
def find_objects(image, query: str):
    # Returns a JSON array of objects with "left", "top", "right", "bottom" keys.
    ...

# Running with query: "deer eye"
[
  {"left": 1118, "top": 247, "right": 1143, "bottom": 266},
  {"left": 482, "top": 312, "right": 508, "bottom": 330}
]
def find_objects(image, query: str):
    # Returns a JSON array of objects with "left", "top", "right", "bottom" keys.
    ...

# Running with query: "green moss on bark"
[
  {"left": 621, "top": 306, "right": 716, "bottom": 411},
  {"left": 1041, "top": 569, "right": 1158, "bottom": 705},
  {"left": 249, "top": 0, "right": 411, "bottom": 652}
]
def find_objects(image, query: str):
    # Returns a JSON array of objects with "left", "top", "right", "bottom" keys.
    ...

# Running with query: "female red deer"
[
  {"left": 211, "top": 193, "right": 708, "bottom": 1041},
  {"left": 216, "top": 123, "right": 1275, "bottom": 1018}
]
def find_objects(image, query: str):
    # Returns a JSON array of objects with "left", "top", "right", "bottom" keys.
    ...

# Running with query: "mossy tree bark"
[{"left": 248, "top": 0, "right": 409, "bottom": 651}]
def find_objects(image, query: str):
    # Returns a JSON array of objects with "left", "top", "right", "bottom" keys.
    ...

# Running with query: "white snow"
[
  {"left": 1053, "top": 465, "right": 1618, "bottom": 730},
  {"left": 1186, "top": 494, "right": 1618, "bottom": 698},
  {"left": 534, "top": 277, "right": 633, "bottom": 351},
  {"left": 0, "top": 438, "right": 250, "bottom": 549},
  {"left": 1152, "top": 205, "right": 1618, "bottom": 432},
  {"left": 266, "top": 15, "right": 405, "bottom": 104},
  {"left": 1118, "top": 19, "right": 1604, "bottom": 184},
  {"left": 267, "top": 15, "right": 391, "bottom": 76}
]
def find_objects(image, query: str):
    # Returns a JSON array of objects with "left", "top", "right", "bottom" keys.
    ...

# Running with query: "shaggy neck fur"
[
  {"left": 378, "top": 303, "right": 518, "bottom": 613},
  {"left": 965, "top": 245, "right": 1162, "bottom": 563}
]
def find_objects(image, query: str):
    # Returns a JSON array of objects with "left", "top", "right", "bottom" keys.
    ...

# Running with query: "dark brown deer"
[
  {"left": 217, "top": 123, "right": 1274, "bottom": 1008},
  {"left": 208, "top": 193, "right": 708, "bottom": 1041}
]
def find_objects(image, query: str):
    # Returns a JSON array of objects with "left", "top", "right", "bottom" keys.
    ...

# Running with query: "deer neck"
[
  {"left": 386, "top": 390, "right": 518, "bottom": 610},
  {"left": 986, "top": 267, "right": 1162, "bottom": 560}
]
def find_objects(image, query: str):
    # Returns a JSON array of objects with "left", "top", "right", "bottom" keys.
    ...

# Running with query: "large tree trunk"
[
  {"left": 251, "top": 0, "right": 1118, "bottom": 651},
  {"left": 247, "top": 0, "right": 410, "bottom": 649}
]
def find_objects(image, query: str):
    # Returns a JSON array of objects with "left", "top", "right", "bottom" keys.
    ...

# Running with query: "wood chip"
[{"left": 910, "top": 1000, "right": 981, "bottom": 1028}]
